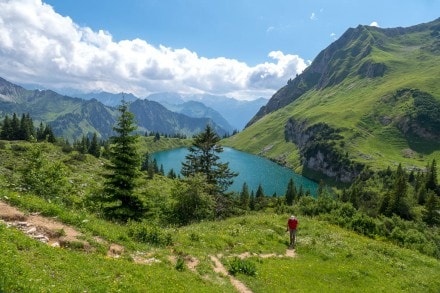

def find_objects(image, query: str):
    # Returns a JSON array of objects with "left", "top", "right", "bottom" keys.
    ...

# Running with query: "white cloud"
[
  {"left": 310, "top": 12, "right": 317, "bottom": 21},
  {"left": 330, "top": 32, "right": 337, "bottom": 40},
  {"left": 369, "top": 21, "right": 379, "bottom": 27},
  {"left": 0, "top": 0, "right": 308, "bottom": 100}
]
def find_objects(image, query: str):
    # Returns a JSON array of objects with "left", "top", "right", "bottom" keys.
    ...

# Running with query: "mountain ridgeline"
[
  {"left": 227, "top": 18, "right": 440, "bottom": 183},
  {"left": 0, "top": 78, "right": 230, "bottom": 141}
]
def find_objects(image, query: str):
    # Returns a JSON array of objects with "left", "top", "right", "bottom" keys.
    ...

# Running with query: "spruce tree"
[
  {"left": 102, "top": 101, "right": 144, "bottom": 222},
  {"left": 88, "top": 132, "right": 101, "bottom": 158},
  {"left": 423, "top": 190, "right": 440, "bottom": 226},
  {"left": 181, "top": 125, "right": 237, "bottom": 194},
  {"left": 0, "top": 115, "right": 11, "bottom": 140},
  {"left": 285, "top": 178, "right": 297, "bottom": 206},
  {"left": 239, "top": 182, "right": 250, "bottom": 210}
]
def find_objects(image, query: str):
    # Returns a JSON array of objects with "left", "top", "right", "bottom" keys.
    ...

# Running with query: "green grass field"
[{"left": 1, "top": 195, "right": 439, "bottom": 292}]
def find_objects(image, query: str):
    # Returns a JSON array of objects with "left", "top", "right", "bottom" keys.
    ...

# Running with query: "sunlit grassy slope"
[
  {"left": 1, "top": 198, "right": 439, "bottom": 292},
  {"left": 224, "top": 20, "right": 440, "bottom": 175}
]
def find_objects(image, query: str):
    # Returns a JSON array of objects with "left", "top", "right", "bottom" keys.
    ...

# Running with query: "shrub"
[
  {"left": 227, "top": 257, "right": 257, "bottom": 276},
  {"left": 128, "top": 221, "right": 173, "bottom": 247},
  {"left": 175, "top": 257, "right": 185, "bottom": 271}
]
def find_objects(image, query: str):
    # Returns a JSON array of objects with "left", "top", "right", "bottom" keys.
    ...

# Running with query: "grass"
[
  {"left": 1, "top": 200, "right": 439, "bottom": 292},
  {"left": 223, "top": 27, "right": 440, "bottom": 179}
]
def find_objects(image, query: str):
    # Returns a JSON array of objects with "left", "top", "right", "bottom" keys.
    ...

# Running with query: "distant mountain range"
[
  {"left": 226, "top": 18, "right": 440, "bottom": 183},
  {"left": 146, "top": 93, "right": 268, "bottom": 130},
  {"left": 74, "top": 91, "right": 268, "bottom": 131},
  {"left": 0, "top": 77, "right": 230, "bottom": 141}
]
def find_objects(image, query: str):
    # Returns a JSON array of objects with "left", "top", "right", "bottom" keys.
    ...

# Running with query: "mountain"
[
  {"left": 153, "top": 100, "right": 234, "bottom": 134},
  {"left": 147, "top": 92, "right": 268, "bottom": 130},
  {"left": 128, "top": 99, "right": 228, "bottom": 137},
  {"left": 225, "top": 18, "right": 440, "bottom": 183},
  {"left": 75, "top": 92, "right": 138, "bottom": 107},
  {"left": 0, "top": 77, "right": 229, "bottom": 140}
]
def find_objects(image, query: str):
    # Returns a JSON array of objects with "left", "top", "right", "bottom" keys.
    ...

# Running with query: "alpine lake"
[{"left": 151, "top": 147, "right": 318, "bottom": 196}]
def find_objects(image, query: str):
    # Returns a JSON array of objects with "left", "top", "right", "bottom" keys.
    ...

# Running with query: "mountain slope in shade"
[
  {"left": 147, "top": 92, "right": 268, "bottom": 130},
  {"left": 75, "top": 92, "right": 138, "bottom": 107},
  {"left": 155, "top": 100, "right": 234, "bottom": 134},
  {"left": 0, "top": 77, "right": 228, "bottom": 141},
  {"left": 225, "top": 18, "right": 440, "bottom": 183},
  {"left": 128, "top": 99, "right": 228, "bottom": 137}
]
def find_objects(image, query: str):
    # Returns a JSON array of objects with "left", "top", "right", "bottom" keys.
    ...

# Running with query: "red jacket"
[{"left": 288, "top": 218, "right": 298, "bottom": 230}]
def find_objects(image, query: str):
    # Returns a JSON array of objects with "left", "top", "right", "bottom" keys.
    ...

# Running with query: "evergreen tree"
[
  {"left": 43, "top": 124, "right": 56, "bottom": 143},
  {"left": 36, "top": 122, "right": 45, "bottom": 141},
  {"left": 159, "top": 164, "right": 164, "bottom": 175},
  {"left": 141, "top": 153, "right": 150, "bottom": 172},
  {"left": 152, "top": 158, "right": 159, "bottom": 174},
  {"left": 102, "top": 101, "right": 144, "bottom": 222},
  {"left": 388, "top": 164, "right": 411, "bottom": 219},
  {"left": 181, "top": 125, "right": 238, "bottom": 194},
  {"left": 298, "top": 185, "right": 304, "bottom": 199},
  {"left": 19, "top": 113, "right": 34, "bottom": 141},
  {"left": 255, "top": 184, "right": 266, "bottom": 210},
  {"left": 10, "top": 113, "right": 20, "bottom": 140},
  {"left": 285, "top": 178, "right": 297, "bottom": 206},
  {"left": 167, "top": 168, "right": 177, "bottom": 179},
  {"left": 88, "top": 132, "right": 101, "bottom": 158},
  {"left": 249, "top": 191, "right": 256, "bottom": 211},
  {"left": 425, "top": 159, "right": 438, "bottom": 194},
  {"left": 423, "top": 190, "right": 440, "bottom": 226},
  {"left": 239, "top": 182, "right": 250, "bottom": 210},
  {"left": 0, "top": 115, "right": 11, "bottom": 140}
]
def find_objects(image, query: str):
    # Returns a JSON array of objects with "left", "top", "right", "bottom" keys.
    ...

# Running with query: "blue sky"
[{"left": 0, "top": 0, "right": 439, "bottom": 100}]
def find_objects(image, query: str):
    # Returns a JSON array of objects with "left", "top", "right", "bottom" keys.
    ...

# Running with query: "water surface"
[{"left": 151, "top": 147, "right": 318, "bottom": 196}]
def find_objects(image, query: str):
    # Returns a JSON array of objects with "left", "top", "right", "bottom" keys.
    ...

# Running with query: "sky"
[{"left": 0, "top": 0, "right": 439, "bottom": 100}]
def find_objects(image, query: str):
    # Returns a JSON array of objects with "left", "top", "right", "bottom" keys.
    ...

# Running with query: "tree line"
[{"left": 0, "top": 113, "right": 55, "bottom": 142}]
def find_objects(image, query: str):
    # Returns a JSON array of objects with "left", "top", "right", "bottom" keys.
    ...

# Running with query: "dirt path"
[
  {"left": 210, "top": 255, "right": 253, "bottom": 293},
  {"left": 1, "top": 200, "right": 297, "bottom": 292},
  {"left": 0, "top": 201, "right": 89, "bottom": 248}
]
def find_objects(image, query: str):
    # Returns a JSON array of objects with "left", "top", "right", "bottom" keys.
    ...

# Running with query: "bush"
[
  {"left": 227, "top": 257, "right": 257, "bottom": 276},
  {"left": 128, "top": 221, "right": 173, "bottom": 247}
]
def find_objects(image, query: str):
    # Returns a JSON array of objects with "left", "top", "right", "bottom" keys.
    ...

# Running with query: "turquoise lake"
[{"left": 151, "top": 147, "right": 318, "bottom": 196}]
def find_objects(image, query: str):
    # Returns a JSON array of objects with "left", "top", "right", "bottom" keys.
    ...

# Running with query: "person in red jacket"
[{"left": 286, "top": 215, "right": 298, "bottom": 249}]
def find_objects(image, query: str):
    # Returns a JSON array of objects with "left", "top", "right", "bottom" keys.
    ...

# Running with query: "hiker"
[{"left": 286, "top": 215, "right": 298, "bottom": 249}]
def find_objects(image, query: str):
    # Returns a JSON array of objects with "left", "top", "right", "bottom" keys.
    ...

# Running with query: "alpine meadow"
[{"left": 1, "top": 7, "right": 440, "bottom": 293}]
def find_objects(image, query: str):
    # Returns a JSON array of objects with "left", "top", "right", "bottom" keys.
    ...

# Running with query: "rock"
[
  {"left": 26, "top": 227, "right": 37, "bottom": 234},
  {"left": 51, "top": 242, "right": 60, "bottom": 248},
  {"left": 34, "top": 234, "right": 49, "bottom": 243}
]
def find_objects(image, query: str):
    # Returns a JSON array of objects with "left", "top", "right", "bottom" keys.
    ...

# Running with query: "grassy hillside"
[
  {"left": 0, "top": 140, "right": 439, "bottom": 292},
  {"left": 224, "top": 19, "right": 440, "bottom": 179},
  {"left": 1, "top": 192, "right": 439, "bottom": 292}
]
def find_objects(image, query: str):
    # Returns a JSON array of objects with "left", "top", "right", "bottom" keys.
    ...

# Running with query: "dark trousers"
[{"left": 289, "top": 229, "right": 296, "bottom": 247}]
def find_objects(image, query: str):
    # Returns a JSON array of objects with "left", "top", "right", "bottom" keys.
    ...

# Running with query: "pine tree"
[
  {"left": 285, "top": 178, "right": 296, "bottom": 206},
  {"left": 249, "top": 191, "right": 256, "bottom": 211},
  {"left": 239, "top": 182, "right": 250, "bottom": 210},
  {"left": 425, "top": 159, "right": 438, "bottom": 194},
  {"left": 88, "top": 132, "right": 101, "bottom": 158},
  {"left": 10, "top": 113, "right": 20, "bottom": 140},
  {"left": 181, "top": 125, "right": 237, "bottom": 194},
  {"left": 423, "top": 190, "right": 440, "bottom": 226},
  {"left": 255, "top": 184, "right": 266, "bottom": 210},
  {"left": 0, "top": 115, "right": 11, "bottom": 140},
  {"left": 389, "top": 164, "right": 411, "bottom": 219},
  {"left": 102, "top": 101, "right": 144, "bottom": 222}
]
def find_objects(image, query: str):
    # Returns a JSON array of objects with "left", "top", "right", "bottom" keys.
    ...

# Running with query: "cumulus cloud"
[
  {"left": 369, "top": 21, "right": 379, "bottom": 27},
  {"left": 310, "top": 12, "right": 317, "bottom": 21},
  {"left": 0, "top": 0, "right": 308, "bottom": 100}
]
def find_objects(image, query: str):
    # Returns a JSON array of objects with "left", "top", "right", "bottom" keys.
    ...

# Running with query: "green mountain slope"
[
  {"left": 226, "top": 18, "right": 440, "bottom": 182},
  {"left": 0, "top": 77, "right": 229, "bottom": 141}
]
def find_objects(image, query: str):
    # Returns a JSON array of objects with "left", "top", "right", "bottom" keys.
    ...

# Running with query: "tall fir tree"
[
  {"left": 285, "top": 178, "right": 297, "bottom": 206},
  {"left": 88, "top": 132, "right": 101, "bottom": 158},
  {"left": 102, "top": 101, "right": 144, "bottom": 222},
  {"left": 181, "top": 125, "right": 237, "bottom": 194},
  {"left": 239, "top": 182, "right": 250, "bottom": 210}
]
